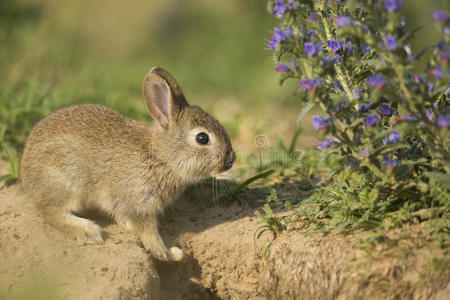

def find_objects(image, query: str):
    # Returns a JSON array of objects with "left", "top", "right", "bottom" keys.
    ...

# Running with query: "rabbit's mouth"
[
  {"left": 212, "top": 173, "right": 232, "bottom": 180},
  {"left": 211, "top": 169, "right": 228, "bottom": 177},
  {"left": 213, "top": 161, "right": 235, "bottom": 175},
  {"left": 220, "top": 149, "right": 236, "bottom": 172}
]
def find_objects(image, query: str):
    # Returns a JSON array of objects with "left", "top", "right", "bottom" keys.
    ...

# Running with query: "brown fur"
[{"left": 19, "top": 67, "right": 234, "bottom": 261}]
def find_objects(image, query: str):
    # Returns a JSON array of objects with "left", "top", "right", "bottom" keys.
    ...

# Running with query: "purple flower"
[
  {"left": 301, "top": 79, "right": 313, "bottom": 90},
  {"left": 437, "top": 42, "right": 450, "bottom": 61},
  {"left": 368, "top": 75, "right": 386, "bottom": 88},
  {"left": 331, "top": 54, "right": 340, "bottom": 64},
  {"left": 318, "top": 138, "right": 337, "bottom": 150},
  {"left": 333, "top": 80, "right": 343, "bottom": 90},
  {"left": 386, "top": 36, "right": 398, "bottom": 51},
  {"left": 380, "top": 104, "right": 392, "bottom": 116},
  {"left": 267, "top": 27, "right": 289, "bottom": 50},
  {"left": 362, "top": 44, "right": 372, "bottom": 55},
  {"left": 304, "top": 42, "right": 322, "bottom": 57},
  {"left": 432, "top": 67, "right": 444, "bottom": 79},
  {"left": 335, "top": 16, "right": 353, "bottom": 27},
  {"left": 433, "top": 10, "right": 449, "bottom": 22},
  {"left": 327, "top": 40, "right": 341, "bottom": 52},
  {"left": 305, "top": 29, "right": 316, "bottom": 37},
  {"left": 413, "top": 74, "right": 424, "bottom": 83},
  {"left": 438, "top": 115, "right": 450, "bottom": 127},
  {"left": 353, "top": 88, "right": 361, "bottom": 100},
  {"left": 301, "top": 78, "right": 322, "bottom": 91},
  {"left": 287, "top": 1, "right": 295, "bottom": 9},
  {"left": 289, "top": 58, "right": 296, "bottom": 68},
  {"left": 445, "top": 26, "right": 450, "bottom": 35},
  {"left": 334, "top": 101, "right": 349, "bottom": 113},
  {"left": 363, "top": 114, "right": 379, "bottom": 126},
  {"left": 273, "top": 27, "right": 286, "bottom": 42},
  {"left": 285, "top": 26, "right": 294, "bottom": 37},
  {"left": 343, "top": 41, "right": 353, "bottom": 52},
  {"left": 425, "top": 110, "right": 434, "bottom": 121},
  {"left": 438, "top": 41, "right": 447, "bottom": 50},
  {"left": 360, "top": 147, "right": 368, "bottom": 156},
  {"left": 323, "top": 55, "right": 340, "bottom": 65},
  {"left": 402, "top": 115, "right": 417, "bottom": 122},
  {"left": 273, "top": 1, "right": 287, "bottom": 18},
  {"left": 440, "top": 46, "right": 450, "bottom": 61},
  {"left": 427, "top": 82, "right": 435, "bottom": 93},
  {"left": 275, "top": 63, "right": 289, "bottom": 73},
  {"left": 383, "top": 156, "right": 400, "bottom": 167},
  {"left": 310, "top": 12, "right": 317, "bottom": 24},
  {"left": 312, "top": 115, "right": 334, "bottom": 130},
  {"left": 358, "top": 103, "right": 372, "bottom": 113},
  {"left": 267, "top": 40, "right": 277, "bottom": 50},
  {"left": 384, "top": 0, "right": 402, "bottom": 13},
  {"left": 383, "top": 131, "right": 400, "bottom": 144},
  {"left": 304, "top": 42, "right": 315, "bottom": 56}
]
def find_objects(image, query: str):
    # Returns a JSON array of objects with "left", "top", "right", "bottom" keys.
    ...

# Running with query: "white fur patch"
[{"left": 168, "top": 247, "right": 184, "bottom": 261}]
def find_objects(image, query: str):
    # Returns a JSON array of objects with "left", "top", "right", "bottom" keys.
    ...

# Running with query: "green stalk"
[
  {"left": 382, "top": 47, "right": 444, "bottom": 146},
  {"left": 317, "top": 0, "right": 355, "bottom": 103}
]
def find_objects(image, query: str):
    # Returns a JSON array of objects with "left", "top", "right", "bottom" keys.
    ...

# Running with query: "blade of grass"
[{"left": 231, "top": 169, "right": 276, "bottom": 196}]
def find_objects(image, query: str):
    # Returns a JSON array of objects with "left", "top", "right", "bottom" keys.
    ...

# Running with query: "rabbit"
[{"left": 19, "top": 67, "right": 236, "bottom": 261}]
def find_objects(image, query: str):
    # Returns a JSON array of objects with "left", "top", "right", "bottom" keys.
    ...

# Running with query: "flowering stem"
[
  {"left": 383, "top": 51, "right": 444, "bottom": 145},
  {"left": 382, "top": 51, "right": 414, "bottom": 104},
  {"left": 317, "top": 0, "right": 355, "bottom": 103}
]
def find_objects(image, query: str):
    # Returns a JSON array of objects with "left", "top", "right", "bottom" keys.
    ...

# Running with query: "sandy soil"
[
  {"left": 0, "top": 173, "right": 448, "bottom": 299},
  {"left": 0, "top": 185, "right": 159, "bottom": 299},
  {"left": 159, "top": 200, "right": 449, "bottom": 300}
]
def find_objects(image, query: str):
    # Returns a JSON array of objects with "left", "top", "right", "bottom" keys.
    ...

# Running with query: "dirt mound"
[
  {"left": 0, "top": 186, "right": 159, "bottom": 299},
  {"left": 1, "top": 181, "right": 448, "bottom": 299},
  {"left": 158, "top": 199, "right": 449, "bottom": 299}
]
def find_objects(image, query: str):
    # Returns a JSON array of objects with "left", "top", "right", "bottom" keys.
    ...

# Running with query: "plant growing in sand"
[{"left": 266, "top": 0, "right": 449, "bottom": 234}]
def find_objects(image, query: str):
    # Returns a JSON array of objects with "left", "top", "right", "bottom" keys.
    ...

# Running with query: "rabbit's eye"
[{"left": 196, "top": 132, "right": 209, "bottom": 145}]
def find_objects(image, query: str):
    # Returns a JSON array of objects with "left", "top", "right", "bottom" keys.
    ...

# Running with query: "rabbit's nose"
[{"left": 224, "top": 150, "right": 236, "bottom": 170}]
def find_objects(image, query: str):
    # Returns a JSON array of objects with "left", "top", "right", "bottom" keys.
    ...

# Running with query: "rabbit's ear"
[
  {"left": 142, "top": 70, "right": 187, "bottom": 128},
  {"left": 149, "top": 67, "right": 189, "bottom": 108}
]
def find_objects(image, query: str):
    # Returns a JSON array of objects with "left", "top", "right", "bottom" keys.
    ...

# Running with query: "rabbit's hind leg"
[{"left": 64, "top": 211, "right": 104, "bottom": 244}]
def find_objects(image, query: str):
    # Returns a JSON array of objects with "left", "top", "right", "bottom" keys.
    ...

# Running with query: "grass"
[
  {"left": 0, "top": 142, "right": 20, "bottom": 186},
  {"left": 254, "top": 203, "right": 283, "bottom": 262},
  {"left": 0, "top": 0, "right": 297, "bottom": 176}
]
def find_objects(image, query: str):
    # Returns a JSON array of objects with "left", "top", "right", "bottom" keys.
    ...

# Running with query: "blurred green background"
[{"left": 0, "top": 0, "right": 445, "bottom": 159}]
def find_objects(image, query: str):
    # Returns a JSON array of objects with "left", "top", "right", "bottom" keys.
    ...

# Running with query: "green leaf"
[
  {"left": 0, "top": 174, "right": 12, "bottom": 183},
  {"left": 232, "top": 169, "right": 276, "bottom": 196},
  {"left": 288, "top": 128, "right": 303, "bottom": 154},
  {"left": 368, "top": 143, "right": 408, "bottom": 158},
  {"left": 401, "top": 158, "right": 429, "bottom": 166},
  {"left": 415, "top": 45, "right": 437, "bottom": 61},
  {"left": 424, "top": 172, "right": 450, "bottom": 190}
]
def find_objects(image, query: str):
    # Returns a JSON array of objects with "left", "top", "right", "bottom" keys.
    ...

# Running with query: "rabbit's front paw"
[
  {"left": 140, "top": 235, "right": 184, "bottom": 261},
  {"left": 140, "top": 235, "right": 169, "bottom": 261}
]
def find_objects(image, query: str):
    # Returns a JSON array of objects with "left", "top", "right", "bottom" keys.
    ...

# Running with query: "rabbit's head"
[{"left": 143, "top": 67, "right": 235, "bottom": 183}]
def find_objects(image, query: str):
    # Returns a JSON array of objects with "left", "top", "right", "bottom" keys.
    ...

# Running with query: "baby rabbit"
[{"left": 20, "top": 67, "right": 235, "bottom": 261}]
